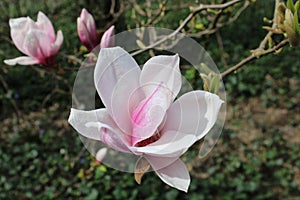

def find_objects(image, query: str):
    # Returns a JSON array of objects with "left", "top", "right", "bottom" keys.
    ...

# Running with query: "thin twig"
[
  {"left": 221, "top": 39, "right": 289, "bottom": 78},
  {"left": 189, "top": 0, "right": 250, "bottom": 38},
  {"left": 131, "top": 0, "right": 242, "bottom": 56},
  {"left": 216, "top": 30, "right": 227, "bottom": 66},
  {"left": 258, "top": 0, "right": 280, "bottom": 50},
  {"left": 128, "top": 0, "right": 146, "bottom": 16}
]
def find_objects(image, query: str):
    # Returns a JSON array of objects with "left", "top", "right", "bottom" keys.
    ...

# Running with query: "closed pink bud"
[
  {"left": 100, "top": 25, "right": 115, "bottom": 48},
  {"left": 95, "top": 147, "right": 108, "bottom": 163},
  {"left": 4, "top": 12, "right": 63, "bottom": 67},
  {"left": 77, "top": 8, "right": 98, "bottom": 51}
]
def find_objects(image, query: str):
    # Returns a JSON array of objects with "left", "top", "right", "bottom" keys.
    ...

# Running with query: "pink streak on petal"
[{"left": 130, "top": 83, "right": 169, "bottom": 146}]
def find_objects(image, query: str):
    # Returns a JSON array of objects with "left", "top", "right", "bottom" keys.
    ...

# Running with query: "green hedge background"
[{"left": 0, "top": 0, "right": 300, "bottom": 199}]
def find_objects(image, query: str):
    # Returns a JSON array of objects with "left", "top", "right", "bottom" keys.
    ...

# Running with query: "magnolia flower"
[
  {"left": 4, "top": 12, "right": 63, "bottom": 66},
  {"left": 68, "top": 47, "right": 223, "bottom": 192},
  {"left": 77, "top": 8, "right": 114, "bottom": 51}
]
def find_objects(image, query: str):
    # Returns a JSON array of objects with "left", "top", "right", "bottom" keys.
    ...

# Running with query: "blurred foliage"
[{"left": 0, "top": 0, "right": 300, "bottom": 199}]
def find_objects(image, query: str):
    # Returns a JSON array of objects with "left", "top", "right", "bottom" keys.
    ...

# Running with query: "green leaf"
[
  {"left": 84, "top": 189, "right": 98, "bottom": 200},
  {"left": 287, "top": 0, "right": 295, "bottom": 13},
  {"left": 293, "top": 11, "right": 300, "bottom": 35},
  {"left": 209, "top": 74, "right": 220, "bottom": 94},
  {"left": 295, "top": 0, "right": 300, "bottom": 10}
]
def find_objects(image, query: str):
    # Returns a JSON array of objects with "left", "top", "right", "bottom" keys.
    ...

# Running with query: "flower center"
[{"left": 134, "top": 130, "right": 161, "bottom": 147}]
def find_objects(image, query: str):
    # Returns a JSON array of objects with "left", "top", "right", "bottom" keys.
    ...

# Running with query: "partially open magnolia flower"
[
  {"left": 77, "top": 8, "right": 114, "bottom": 51},
  {"left": 4, "top": 12, "right": 63, "bottom": 66},
  {"left": 68, "top": 47, "right": 223, "bottom": 192}
]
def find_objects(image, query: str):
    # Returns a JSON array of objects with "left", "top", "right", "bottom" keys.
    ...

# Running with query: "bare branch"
[
  {"left": 221, "top": 39, "right": 289, "bottom": 78},
  {"left": 221, "top": 0, "right": 287, "bottom": 78},
  {"left": 131, "top": 0, "right": 242, "bottom": 56},
  {"left": 189, "top": 0, "right": 250, "bottom": 38}
]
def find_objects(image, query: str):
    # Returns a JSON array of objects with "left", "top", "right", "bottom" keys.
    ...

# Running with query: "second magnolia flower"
[
  {"left": 4, "top": 12, "right": 63, "bottom": 66},
  {"left": 77, "top": 8, "right": 114, "bottom": 51}
]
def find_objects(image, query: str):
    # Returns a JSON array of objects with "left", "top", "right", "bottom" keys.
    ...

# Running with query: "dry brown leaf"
[{"left": 134, "top": 157, "right": 151, "bottom": 184}]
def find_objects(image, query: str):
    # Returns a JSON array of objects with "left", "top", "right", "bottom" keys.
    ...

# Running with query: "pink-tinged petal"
[
  {"left": 50, "top": 30, "right": 63, "bottom": 55},
  {"left": 35, "top": 29, "right": 58, "bottom": 57},
  {"left": 9, "top": 17, "right": 35, "bottom": 55},
  {"left": 162, "top": 91, "right": 223, "bottom": 140},
  {"left": 100, "top": 25, "right": 115, "bottom": 48},
  {"left": 130, "top": 83, "right": 169, "bottom": 146},
  {"left": 77, "top": 17, "right": 94, "bottom": 51},
  {"left": 23, "top": 30, "right": 46, "bottom": 59},
  {"left": 36, "top": 11, "right": 55, "bottom": 40},
  {"left": 155, "top": 159, "right": 190, "bottom": 192},
  {"left": 134, "top": 130, "right": 197, "bottom": 157},
  {"left": 110, "top": 67, "right": 145, "bottom": 136},
  {"left": 82, "top": 9, "right": 98, "bottom": 45},
  {"left": 145, "top": 155, "right": 179, "bottom": 171},
  {"left": 80, "top": 9, "right": 97, "bottom": 38},
  {"left": 140, "top": 54, "right": 181, "bottom": 102},
  {"left": 96, "top": 147, "right": 107, "bottom": 162},
  {"left": 4, "top": 56, "right": 39, "bottom": 65},
  {"left": 68, "top": 108, "right": 131, "bottom": 153},
  {"left": 94, "top": 47, "right": 141, "bottom": 132}
]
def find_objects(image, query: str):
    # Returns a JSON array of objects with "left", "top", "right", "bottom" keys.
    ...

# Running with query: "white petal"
[
  {"left": 145, "top": 154, "right": 179, "bottom": 171},
  {"left": 94, "top": 47, "right": 142, "bottom": 133},
  {"left": 68, "top": 108, "right": 131, "bottom": 153},
  {"left": 162, "top": 91, "right": 223, "bottom": 140},
  {"left": 155, "top": 159, "right": 190, "bottom": 192},
  {"left": 140, "top": 54, "right": 181, "bottom": 102},
  {"left": 134, "top": 91, "right": 223, "bottom": 157},
  {"left": 4, "top": 56, "right": 38, "bottom": 65},
  {"left": 134, "top": 130, "right": 197, "bottom": 157}
]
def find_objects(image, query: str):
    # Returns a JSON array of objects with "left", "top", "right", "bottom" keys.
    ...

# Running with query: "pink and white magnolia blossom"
[
  {"left": 77, "top": 8, "right": 114, "bottom": 51},
  {"left": 68, "top": 47, "right": 223, "bottom": 192},
  {"left": 4, "top": 12, "right": 63, "bottom": 66}
]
